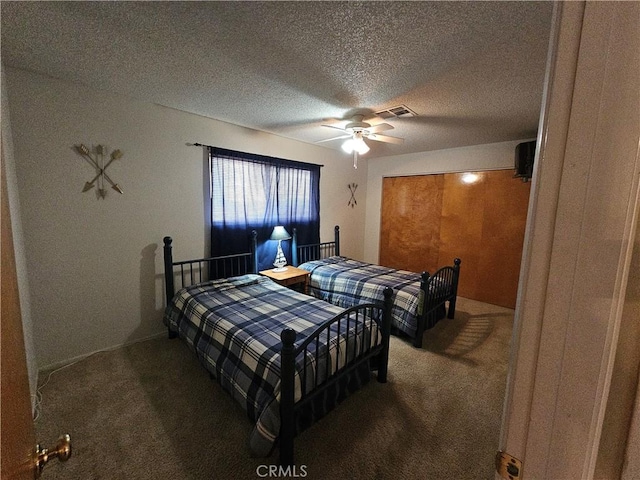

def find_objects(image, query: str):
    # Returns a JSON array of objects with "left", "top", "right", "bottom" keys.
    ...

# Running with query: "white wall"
[
  {"left": 5, "top": 67, "right": 368, "bottom": 369},
  {"left": 363, "top": 140, "right": 531, "bottom": 263}
]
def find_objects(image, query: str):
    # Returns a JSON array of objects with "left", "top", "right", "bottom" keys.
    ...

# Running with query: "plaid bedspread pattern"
[
  {"left": 297, "top": 256, "right": 424, "bottom": 337},
  {"left": 163, "top": 274, "right": 379, "bottom": 456}
]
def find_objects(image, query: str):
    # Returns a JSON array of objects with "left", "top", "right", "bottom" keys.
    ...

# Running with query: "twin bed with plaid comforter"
[
  {"left": 163, "top": 273, "right": 385, "bottom": 457},
  {"left": 297, "top": 256, "right": 450, "bottom": 340}
]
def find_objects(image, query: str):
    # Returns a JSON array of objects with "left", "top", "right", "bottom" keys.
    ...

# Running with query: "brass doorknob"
[{"left": 34, "top": 434, "right": 72, "bottom": 478}]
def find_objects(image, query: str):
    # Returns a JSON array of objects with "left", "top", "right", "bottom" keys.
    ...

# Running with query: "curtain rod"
[{"left": 191, "top": 143, "right": 324, "bottom": 167}]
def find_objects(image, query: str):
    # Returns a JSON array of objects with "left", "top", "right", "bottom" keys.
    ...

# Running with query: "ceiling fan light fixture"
[{"left": 342, "top": 132, "right": 370, "bottom": 155}]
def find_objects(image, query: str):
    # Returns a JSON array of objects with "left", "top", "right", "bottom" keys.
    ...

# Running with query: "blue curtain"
[{"left": 209, "top": 146, "right": 321, "bottom": 272}]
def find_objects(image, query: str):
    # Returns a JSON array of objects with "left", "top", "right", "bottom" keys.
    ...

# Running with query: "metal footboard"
[{"left": 279, "top": 287, "right": 393, "bottom": 466}]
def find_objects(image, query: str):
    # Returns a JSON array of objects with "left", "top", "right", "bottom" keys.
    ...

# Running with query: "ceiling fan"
[{"left": 317, "top": 114, "right": 404, "bottom": 168}]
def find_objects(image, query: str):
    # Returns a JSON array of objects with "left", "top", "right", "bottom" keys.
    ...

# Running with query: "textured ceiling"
[{"left": 1, "top": 1, "right": 554, "bottom": 158}]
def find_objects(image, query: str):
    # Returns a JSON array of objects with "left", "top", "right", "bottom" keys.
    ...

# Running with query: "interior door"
[
  {"left": 499, "top": 1, "right": 640, "bottom": 478},
  {"left": 1, "top": 148, "right": 36, "bottom": 479}
]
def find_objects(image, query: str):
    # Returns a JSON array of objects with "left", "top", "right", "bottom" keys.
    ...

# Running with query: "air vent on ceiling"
[{"left": 375, "top": 105, "right": 417, "bottom": 119}]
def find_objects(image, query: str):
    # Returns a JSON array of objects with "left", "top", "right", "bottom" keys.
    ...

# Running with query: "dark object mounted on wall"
[{"left": 514, "top": 140, "right": 536, "bottom": 182}]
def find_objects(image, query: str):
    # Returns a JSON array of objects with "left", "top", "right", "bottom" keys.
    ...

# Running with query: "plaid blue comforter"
[
  {"left": 163, "top": 274, "right": 379, "bottom": 456},
  {"left": 297, "top": 256, "right": 426, "bottom": 337}
]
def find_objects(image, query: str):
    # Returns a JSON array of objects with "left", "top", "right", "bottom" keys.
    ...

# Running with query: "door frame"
[{"left": 499, "top": 1, "right": 640, "bottom": 478}]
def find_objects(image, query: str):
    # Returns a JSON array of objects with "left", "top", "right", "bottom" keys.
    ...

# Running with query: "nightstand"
[{"left": 259, "top": 266, "right": 310, "bottom": 294}]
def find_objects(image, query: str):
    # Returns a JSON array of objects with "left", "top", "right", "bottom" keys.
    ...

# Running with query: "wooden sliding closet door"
[
  {"left": 380, "top": 170, "right": 530, "bottom": 308},
  {"left": 380, "top": 175, "right": 444, "bottom": 274}
]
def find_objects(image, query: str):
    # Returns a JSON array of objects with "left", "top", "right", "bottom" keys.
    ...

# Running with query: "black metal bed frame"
[
  {"left": 279, "top": 290, "right": 392, "bottom": 466},
  {"left": 290, "top": 225, "right": 461, "bottom": 348},
  {"left": 163, "top": 234, "right": 393, "bottom": 466},
  {"left": 292, "top": 225, "right": 341, "bottom": 266}
]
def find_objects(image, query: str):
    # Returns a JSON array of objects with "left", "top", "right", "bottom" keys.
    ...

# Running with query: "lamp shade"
[{"left": 270, "top": 225, "right": 291, "bottom": 241}]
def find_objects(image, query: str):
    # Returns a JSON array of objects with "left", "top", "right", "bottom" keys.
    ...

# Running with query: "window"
[{"left": 209, "top": 147, "right": 320, "bottom": 271}]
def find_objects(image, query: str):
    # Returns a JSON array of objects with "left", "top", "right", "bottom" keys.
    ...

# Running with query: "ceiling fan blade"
[
  {"left": 322, "top": 117, "right": 344, "bottom": 124},
  {"left": 321, "top": 123, "right": 348, "bottom": 132},
  {"left": 367, "top": 133, "right": 404, "bottom": 145},
  {"left": 315, "top": 134, "right": 351, "bottom": 144},
  {"left": 366, "top": 123, "right": 394, "bottom": 133},
  {"left": 321, "top": 118, "right": 349, "bottom": 128}
]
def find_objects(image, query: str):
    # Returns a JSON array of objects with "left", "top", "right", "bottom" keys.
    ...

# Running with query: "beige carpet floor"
[{"left": 34, "top": 296, "right": 513, "bottom": 480}]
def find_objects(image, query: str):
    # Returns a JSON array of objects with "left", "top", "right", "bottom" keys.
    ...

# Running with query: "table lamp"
[{"left": 270, "top": 226, "right": 291, "bottom": 272}]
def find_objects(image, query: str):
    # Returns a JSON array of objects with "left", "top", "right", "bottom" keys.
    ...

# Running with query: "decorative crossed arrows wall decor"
[
  {"left": 348, "top": 183, "right": 358, "bottom": 208},
  {"left": 74, "top": 144, "right": 123, "bottom": 199}
]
